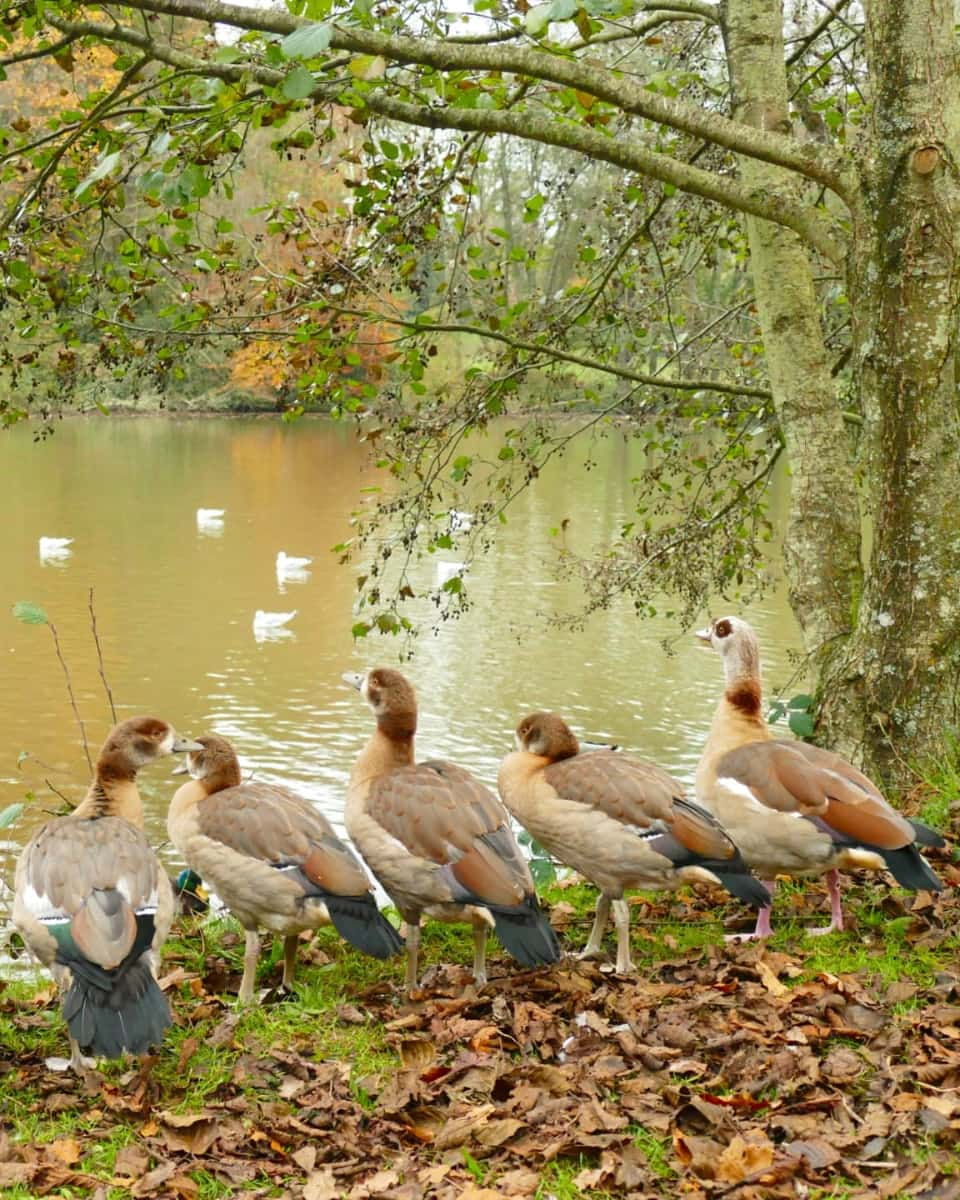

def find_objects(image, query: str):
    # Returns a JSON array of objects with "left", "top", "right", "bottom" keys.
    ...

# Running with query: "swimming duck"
[
  {"left": 695, "top": 616, "right": 944, "bottom": 939},
  {"left": 168, "top": 734, "right": 402, "bottom": 1003},
  {"left": 38, "top": 537, "right": 73, "bottom": 559},
  {"left": 253, "top": 609, "right": 297, "bottom": 631},
  {"left": 276, "top": 551, "right": 313, "bottom": 572},
  {"left": 498, "top": 712, "right": 769, "bottom": 972},
  {"left": 13, "top": 716, "right": 201, "bottom": 1071},
  {"left": 435, "top": 561, "right": 465, "bottom": 586},
  {"left": 343, "top": 668, "right": 560, "bottom": 993}
]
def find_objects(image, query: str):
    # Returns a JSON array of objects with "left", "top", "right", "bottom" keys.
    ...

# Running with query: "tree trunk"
[
  {"left": 721, "top": 0, "right": 863, "bottom": 659},
  {"left": 816, "top": 0, "right": 960, "bottom": 782}
]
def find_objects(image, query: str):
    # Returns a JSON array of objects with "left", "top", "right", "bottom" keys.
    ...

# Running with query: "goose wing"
[
  {"left": 14, "top": 816, "right": 169, "bottom": 969},
  {"left": 366, "top": 760, "right": 533, "bottom": 906},
  {"left": 196, "top": 783, "right": 373, "bottom": 897},
  {"left": 716, "top": 740, "right": 916, "bottom": 849}
]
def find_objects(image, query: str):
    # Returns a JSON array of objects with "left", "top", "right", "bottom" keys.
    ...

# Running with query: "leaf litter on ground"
[{"left": 2, "top": 861, "right": 960, "bottom": 1199}]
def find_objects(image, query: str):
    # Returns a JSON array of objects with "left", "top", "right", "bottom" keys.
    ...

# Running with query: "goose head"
[
  {"left": 172, "top": 733, "right": 242, "bottom": 791},
  {"left": 514, "top": 712, "right": 580, "bottom": 760},
  {"left": 695, "top": 616, "right": 762, "bottom": 687},
  {"left": 343, "top": 667, "right": 418, "bottom": 738},
  {"left": 99, "top": 716, "right": 202, "bottom": 774}
]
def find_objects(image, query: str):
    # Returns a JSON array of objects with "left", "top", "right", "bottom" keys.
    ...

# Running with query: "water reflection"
[{"left": 0, "top": 416, "right": 803, "bottom": 916}]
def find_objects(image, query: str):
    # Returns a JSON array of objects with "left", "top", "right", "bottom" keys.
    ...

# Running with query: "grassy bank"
[{"left": 3, "top": 837, "right": 960, "bottom": 1200}]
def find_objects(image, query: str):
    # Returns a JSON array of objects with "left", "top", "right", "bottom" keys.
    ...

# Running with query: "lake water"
[{"left": 0, "top": 416, "right": 803, "bottom": 916}]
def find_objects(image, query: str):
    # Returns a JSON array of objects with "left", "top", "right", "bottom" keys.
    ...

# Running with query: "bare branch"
[
  {"left": 359, "top": 93, "right": 847, "bottom": 264},
  {"left": 88, "top": 588, "right": 118, "bottom": 723},
  {"left": 47, "top": 622, "right": 92, "bottom": 774}
]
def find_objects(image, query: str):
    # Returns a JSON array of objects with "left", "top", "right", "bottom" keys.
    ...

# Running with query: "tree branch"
[
  {"left": 110, "top": 0, "right": 852, "bottom": 199},
  {"left": 359, "top": 93, "right": 847, "bottom": 264},
  {"left": 46, "top": 11, "right": 847, "bottom": 262}
]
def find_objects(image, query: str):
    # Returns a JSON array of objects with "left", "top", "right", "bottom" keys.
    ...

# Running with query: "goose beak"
[
  {"left": 172, "top": 736, "right": 204, "bottom": 753},
  {"left": 342, "top": 672, "right": 364, "bottom": 691},
  {"left": 694, "top": 627, "right": 712, "bottom": 643}
]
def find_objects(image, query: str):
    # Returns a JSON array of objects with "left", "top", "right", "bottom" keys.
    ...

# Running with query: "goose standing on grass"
[
  {"left": 343, "top": 668, "right": 560, "bottom": 993},
  {"left": 13, "top": 717, "right": 201, "bottom": 1071},
  {"left": 498, "top": 712, "right": 769, "bottom": 973},
  {"left": 168, "top": 734, "right": 402, "bottom": 1004},
  {"left": 695, "top": 616, "right": 944, "bottom": 939}
]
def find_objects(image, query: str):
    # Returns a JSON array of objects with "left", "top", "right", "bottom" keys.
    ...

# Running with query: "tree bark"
[
  {"left": 816, "top": 0, "right": 960, "bottom": 781},
  {"left": 721, "top": 0, "right": 863, "bottom": 659}
]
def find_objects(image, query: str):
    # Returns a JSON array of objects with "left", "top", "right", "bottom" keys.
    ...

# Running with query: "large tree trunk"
[
  {"left": 721, "top": 0, "right": 863, "bottom": 660},
  {"left": 815, "top": 0, "right": 960, "bottom": 782}
]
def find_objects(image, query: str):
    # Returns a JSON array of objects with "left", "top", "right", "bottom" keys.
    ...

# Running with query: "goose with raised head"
[
  {"left": 498, "top": 712, "right": 769, "bottom": 972},
  {"left": 343, "top": 668, "right": 560, "bottom": 993},
  {"left": 13, "top": 716, "right": 201, "bottom": 1071},
  {"left": 695, "top": 616, "right": 944, "bottom": 939},
  {"left": 168, "top": 733, "right": 402, "bottom": 1003}
]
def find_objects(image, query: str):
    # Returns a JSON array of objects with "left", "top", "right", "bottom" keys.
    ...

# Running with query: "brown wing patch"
[
  {"left": 197, "top": 783, "right": 371, "bottom": 896},
  {"left": 670, "top": 800, "right": 736, "bottom": 862},
  {"left": 544, "top": 750, "right": 683, "bottom": 829},
  {"left": 718, "top": 740, "right": 916, "bottom": 846},
  {"left": 367, "top": 761, "right": 534, "bottom": 902}
]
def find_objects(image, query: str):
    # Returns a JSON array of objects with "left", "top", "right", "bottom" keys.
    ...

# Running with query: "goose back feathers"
[{"left": 14, "top": 716, "right": 198, "bottom": 1067}]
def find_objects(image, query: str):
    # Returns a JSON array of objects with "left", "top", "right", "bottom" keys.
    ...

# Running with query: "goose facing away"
[
  {"left": 13, "top": 717, "right": 202, "bottom": 1071},
  {"left": 498, "top": 712, "right": 769, "bottom": 972},
  {"left": 168, "top": 734, "right": 402, "bottom": 1003},
  {"left": 695, "top": 616, "right": 944, "bottom": 939},
  {"left": 343, "top": 667, "right": 560, "bottom": 993}
]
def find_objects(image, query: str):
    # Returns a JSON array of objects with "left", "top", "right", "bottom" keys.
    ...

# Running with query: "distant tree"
[{"left": 2, "top": 0, "right": 958, "bottom": 786}]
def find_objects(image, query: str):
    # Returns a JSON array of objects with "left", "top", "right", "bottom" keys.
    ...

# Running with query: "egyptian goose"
[
  {"left": 13, "top": 716, "right": 201, "bottom": 1071},
  {"left": 695, "top": 616, "right": 944, "bottom": 938},
  {"left": 498, "top": 712, "right": 769, "bottom": 972},
  {"left": 343, "top": 668, "right": 560, "bottom": 993},
  {"left": 168, "top": 734, "right": 402, "bottom": 1003}
]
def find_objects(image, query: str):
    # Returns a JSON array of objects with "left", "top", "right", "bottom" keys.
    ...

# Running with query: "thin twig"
[
  {"left": 88, "top": 587, "right": 117, "bottom": 723},
  {"left": 47, "top": 621, "right": 92, "bottom": 773},
  {"left": 43, "top": 779, "right": 75, "bottom": 810}
]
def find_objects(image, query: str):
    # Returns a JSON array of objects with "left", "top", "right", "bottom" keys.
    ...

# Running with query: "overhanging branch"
[{"left": 112, "top": 0, "right": 852, "bottom": 200}]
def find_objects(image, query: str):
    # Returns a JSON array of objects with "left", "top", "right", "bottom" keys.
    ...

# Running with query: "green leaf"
[
  {"left": 524, "top": 3, "right": 552, "bottom": 36},
  {"left": 280, "top": 22, "right": 332, "bottom": 60},
  {"left": 787, "top": 693, "right": 815, "bottom": 710},
  {"left": 282, "top": 65, "right": 317, "bottom": 100},
  {"left": 351, "top": 621, "right": 371, "bottom": 639},
  {"left": 788, "top": 711, "right": 815, "bottom": 738},
  {"left": 549, "top": 0, "right": 579, "bottom": 20},
  {"left": 179, "top": 164, "right": 211, "bottom": 199},
  {"left": 0, "top": 802, "right": 24, "bottom": 829},
  {"left": 74, "top": 149, "right": 121, "bottom": 199},
  {"left": 12, "top": 601, "right": 48, "bottom": 625}
]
